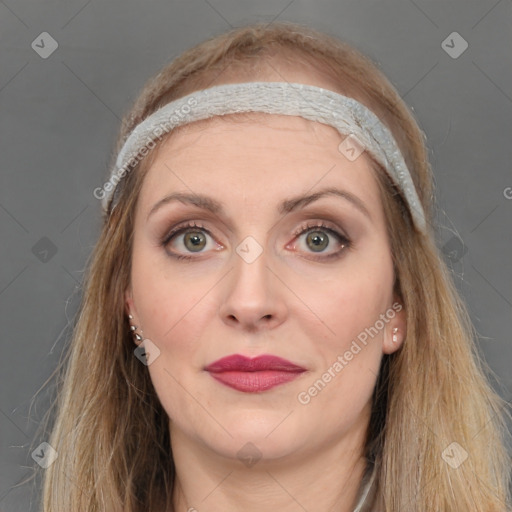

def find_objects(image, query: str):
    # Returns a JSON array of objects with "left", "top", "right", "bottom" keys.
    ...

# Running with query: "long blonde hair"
[{"left": 41, "top": 21, "right": 511, "bottom": 511}]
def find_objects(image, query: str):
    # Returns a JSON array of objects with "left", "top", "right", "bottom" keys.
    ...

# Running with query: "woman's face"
[{"left": 126, "top": 112, "right": 406, "bottom": 464}]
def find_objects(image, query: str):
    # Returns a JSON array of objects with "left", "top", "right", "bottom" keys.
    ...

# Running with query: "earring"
[
  {"left": 128, "top": 315, "right": 143, "bottom": 342},
  {"left": 392, "top": 327, "right": 399, "bottom": 343}
]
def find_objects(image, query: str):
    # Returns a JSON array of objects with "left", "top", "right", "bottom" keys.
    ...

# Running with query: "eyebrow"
[{"left": 146, "top": 186, "right": 372, "bottom": 222}]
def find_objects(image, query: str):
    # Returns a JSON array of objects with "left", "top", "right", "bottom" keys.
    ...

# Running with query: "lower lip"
[{"left": 207, "top": 370, "right": 304, "bottom": 392}]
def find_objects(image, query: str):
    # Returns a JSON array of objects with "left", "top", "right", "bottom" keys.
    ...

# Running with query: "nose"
[{"left": 219, "top": 242, "right": 288, "bottom": 332}]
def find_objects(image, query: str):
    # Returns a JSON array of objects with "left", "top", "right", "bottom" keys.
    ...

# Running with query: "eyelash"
[{"left": 160, "top": 220, "right": 351, "bottom": 261}]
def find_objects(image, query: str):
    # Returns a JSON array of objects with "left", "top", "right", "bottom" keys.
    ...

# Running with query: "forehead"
[
  {"left": 163, "top": 111, "right": 341, "bottom": 145},
  {"left": 136, "top": 113, "right": 385, "bottom": 226}
]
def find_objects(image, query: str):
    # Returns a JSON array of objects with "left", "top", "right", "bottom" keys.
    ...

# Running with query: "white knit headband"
[{"left": 101, "top": 81, "right": 427, "bottom": 233}]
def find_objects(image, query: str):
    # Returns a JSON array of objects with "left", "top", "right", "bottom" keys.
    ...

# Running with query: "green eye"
[
  {"left": 162, "top": 221, "right": 351, "bottom": 261},
  {"left": 182, "top": 231, "right": 207, "bottom": 252},
  {"left": 305, "top": 230, "right": 330, "bottom": 252}
]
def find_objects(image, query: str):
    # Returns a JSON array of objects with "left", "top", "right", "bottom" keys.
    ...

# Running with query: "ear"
[
  {"left": 125, "top": 286, "right": 144, "bottom": 346},
  {"left": 382, "top": 295, "right": 407, "bottom": 355},
  {"left": 124, "top": 286, "right": 138, "bottom": 324}
]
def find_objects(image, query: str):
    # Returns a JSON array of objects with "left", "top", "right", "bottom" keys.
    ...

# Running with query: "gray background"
[{"left": 1, "top": 0, "right": 511, "bottom": 510}]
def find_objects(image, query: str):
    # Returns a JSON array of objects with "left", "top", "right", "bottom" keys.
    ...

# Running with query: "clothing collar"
[{"left": 352, "top": 460, "right": 378, "bottom": 512}]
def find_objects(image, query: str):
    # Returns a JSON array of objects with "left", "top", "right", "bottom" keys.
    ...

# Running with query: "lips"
[{"left": 205, "top": 354, "right": 306, "bottom": 392}]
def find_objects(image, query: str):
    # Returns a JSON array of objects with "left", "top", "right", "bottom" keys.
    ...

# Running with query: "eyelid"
[
  {"left": 160, "top": 218, "right": 352, "bottom": 261},
  {"left": 160, "top": 220, "right": 211, "bottom": 245},
  {"left": 287, "top": 221, "right": 352, "bottom": 258},
  {"left": 160, "top": 221, "right": 223, "bottom": 260},
  {"left": 291, "top": 219, "right": 348, "bottom": 239},
  {"left": 159, "top": 217, "right": 348, "bottom": 244}
]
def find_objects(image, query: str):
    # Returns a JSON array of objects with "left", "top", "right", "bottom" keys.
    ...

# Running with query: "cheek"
[
  {"left": 293, "top": 275, "right": 387, "bottom": 421},
  {"left": 130, "top": 244, "right": 215, "bottom": 342},
  {"left": 294, "top": 254, "right": 393, "bottom": 352},
  {"left": 290, "top": 258, "right": 392, "bottom": 416},
  {"left": 130, "top": 251, "right": 217, "bottom": 424}
]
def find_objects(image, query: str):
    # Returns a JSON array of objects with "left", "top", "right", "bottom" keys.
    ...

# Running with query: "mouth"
[{"left": 204, "top": 354, "right": 306, "bottom": 393}]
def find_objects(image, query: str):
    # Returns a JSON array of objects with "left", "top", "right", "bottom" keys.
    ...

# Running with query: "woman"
[{"left": 42, "top": 22, "right": 511, "bottom": 511}]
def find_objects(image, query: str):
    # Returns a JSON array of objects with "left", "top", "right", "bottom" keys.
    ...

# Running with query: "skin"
[{"left": 125, "top": 68, "right": 406, "bottom": 512}]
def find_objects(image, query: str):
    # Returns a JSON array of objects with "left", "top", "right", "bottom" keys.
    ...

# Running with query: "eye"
[
  {"left": 289, "top": 221, "right": 351, "bottom": 260},
  {"left": 160, "top": 220, "right": 351, "bottom": 261},
  {"left": 160, "top": 221, "right": 221, "bottom": 260}
]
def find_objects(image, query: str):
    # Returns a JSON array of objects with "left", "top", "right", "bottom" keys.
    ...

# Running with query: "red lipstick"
[{"left": 205, "top": 354, "right": 306, "bottom": 392}]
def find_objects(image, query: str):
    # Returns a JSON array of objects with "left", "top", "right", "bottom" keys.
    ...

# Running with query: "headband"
[{"left": 101, "top": 81, "right": 427, "bottom": 233}]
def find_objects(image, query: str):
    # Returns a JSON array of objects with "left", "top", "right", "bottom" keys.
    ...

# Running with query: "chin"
[
  {"left": 201, "top": 412, "right": 307, "bottom": 461},
  {"left": 216, "top": 434, "right": 300, "bottom": 466}
]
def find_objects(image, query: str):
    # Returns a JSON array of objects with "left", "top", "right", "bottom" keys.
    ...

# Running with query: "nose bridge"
[
  {"left": 219, "top": 231, "right": 286, "bottom": 328},
  {"left": 231, "top": 233, "right": 272, "bottom": 300}
]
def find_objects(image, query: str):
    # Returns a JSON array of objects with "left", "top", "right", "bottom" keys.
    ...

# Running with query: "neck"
[{"left": 170, "top": 425, "right": 369, "bottom": 512}]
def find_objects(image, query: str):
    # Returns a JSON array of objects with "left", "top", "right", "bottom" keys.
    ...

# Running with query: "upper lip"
[{"left": 205, "top": 354, "right": 306, "bottom": 373}]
